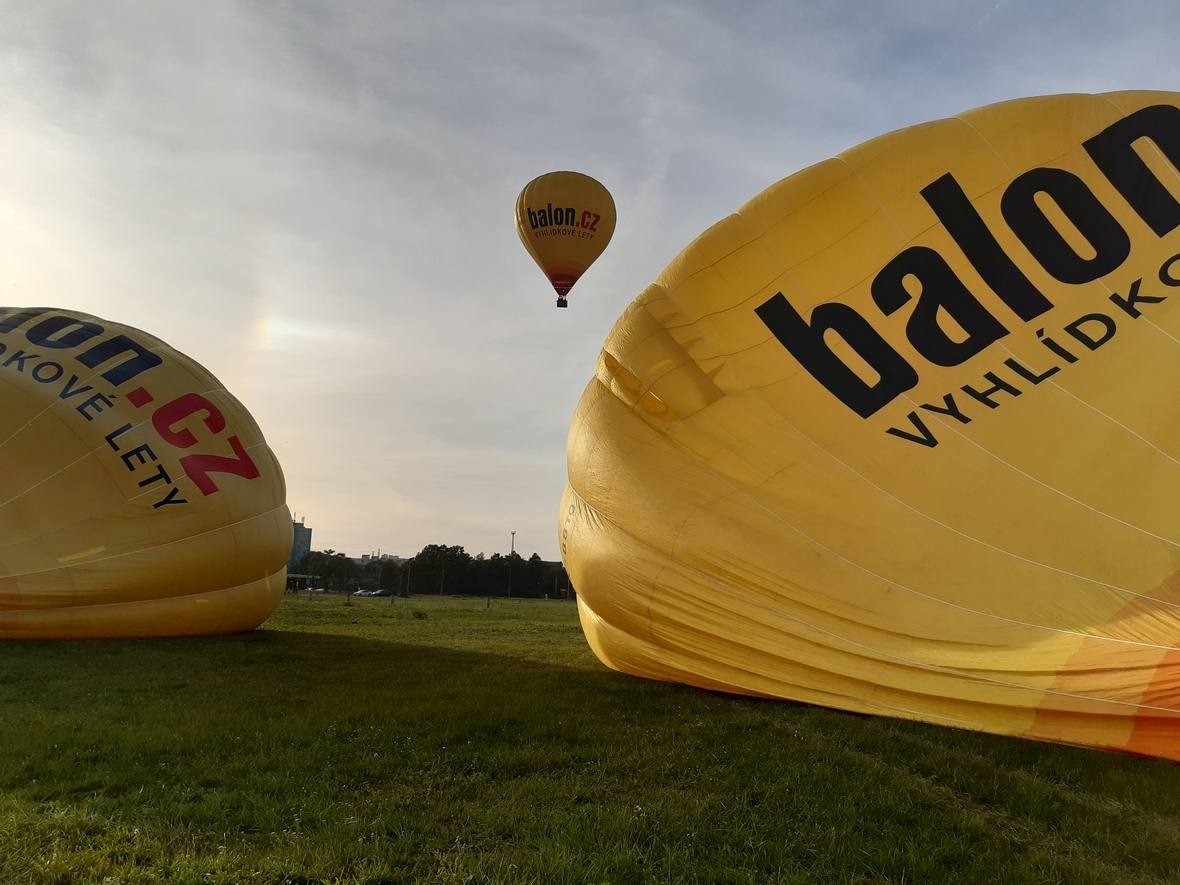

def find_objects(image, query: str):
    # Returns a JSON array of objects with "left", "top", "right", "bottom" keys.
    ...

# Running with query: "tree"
[
  {"left": 296, "top": 550, "right": 359, "bottom": 592},
  {"left": 298, "top": 543, "right": 574, "bottom": 599},
  {"left": 526, "top": 553, "right": 545, "bottom": 597},
  {"left": 412, "top": 545, "right": 471, "bottom": 595}
]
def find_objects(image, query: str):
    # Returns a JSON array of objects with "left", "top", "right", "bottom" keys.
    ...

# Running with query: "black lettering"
[
  {"left": 58, "top": 375, "right": 93, "bottom": 401},
  {"left": 76, "top": 335, "right": 162, "bottom": 386},
  {"left": 1064, "top": 313, "right": 1117, "bottom": 350},
  {"left": 922, "top": 173, "right": 1053, "bottom": 321},
  {"left": 31, "top": 361, "right": 64, "bottom": 384},
  {"left": 153, "top": 487, "right": 188, "bottom": 509},
  {"left": 1037, "top": 328, "right": 1079, "bottom": 363},
  {"left": 25, "top": 315, "right": 104, "bottom": 350},
  {"left": 104, "top": 423, "right": 133, "bottom": 451},
  {"left": 919, "top": 393, "right": 972, "bottom": 424},
  {"left": 76, "top": 392, "right": 114, "bottom": 421},
  {"left": 137, "top": 463, "right": 172, "bottom": 489},
  {"left": 962, "top": 371, "right": 1021, "bottom": 409},
  {"left": 1161, "top": 253, "right": 1180, "bottom": 287},
  {"left": 1109, "top": 278, "right": 1166, "bottom": 318},
  {"left": 756, "top": 292, "right": 918, "bottom": 418},
  {"left": 1001, "top": 167, "right": 1131, "bottom": 283},
  {"left": 121, "top": 443, "right": 157, "bottom": 470},
  {"left": 3, "top": 350, "right": 38, "bottom": 372},
  {"left": 1084, "top": 104, "right": 1180, "bottom": 237},
  {"left": 1003, "top": 356, "right": 1059, "bottom": 384},
  {"left": 0, "top": 308, "right": 49, "bottom": 335},
  {"left": 527, "top": 207, "right": 538, "bottom": 230},
  {"left": 886, "top": 411, "right": 939, "bottom": 447},
  {"left": 872, "top": 246, "right": 1007, "bottom": 366}
]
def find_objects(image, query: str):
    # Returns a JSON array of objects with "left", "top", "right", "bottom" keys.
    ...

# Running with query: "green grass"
[{"left": 2, "top": 594, "right": 1179, "bottom": 884}]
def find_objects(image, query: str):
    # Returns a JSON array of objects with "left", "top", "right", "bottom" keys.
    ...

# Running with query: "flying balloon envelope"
[
  {"left": 561, "top": 90, "right": 1180, "bottom": 760},
  {"left": 516, "top": 171, "right": 616, "bottom": 307},
  {"left": 0, "top": 307, "right": 291, "bottom": 639}
]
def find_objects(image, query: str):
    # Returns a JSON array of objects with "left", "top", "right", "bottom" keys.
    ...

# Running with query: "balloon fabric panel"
[
  {"left": 561, "top": 91, "right": 1180, "bottom": 761},
  {"left": 0, "top": 308, "right": 290, "bottom": 639},
  {"left": 516, "top": 171, "right": 616, "bottom": 306}
]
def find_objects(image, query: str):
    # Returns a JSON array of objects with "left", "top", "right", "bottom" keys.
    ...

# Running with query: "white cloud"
[{"left": 1, "top": 0, "right": 1177, "bottom": 557}]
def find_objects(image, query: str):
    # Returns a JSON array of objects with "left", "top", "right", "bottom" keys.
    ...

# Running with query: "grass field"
[{"left": 2, "top": 593, "right": 1180, "bottom": 884}]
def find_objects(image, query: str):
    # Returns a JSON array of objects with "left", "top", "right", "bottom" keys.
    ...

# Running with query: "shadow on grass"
[
  {"left": 0, "top": 626, "right": 655, "bottom": 755},
  {"left": 5, "top": 621, "right": 1180, "bottom": 884},
  {"left": 2, "top": 623, "right": 1176, "bottom": 794}
]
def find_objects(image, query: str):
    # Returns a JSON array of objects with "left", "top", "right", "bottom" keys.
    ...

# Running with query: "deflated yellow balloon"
[
  {"left": 0, "top": 308, "right": 291, "bottom": 639},
  {"left": 516, "top": 171, "right": 616, "bottom": 307},
  {"left": 561, "top": 91, "right": 1180, "bottom": 760}
]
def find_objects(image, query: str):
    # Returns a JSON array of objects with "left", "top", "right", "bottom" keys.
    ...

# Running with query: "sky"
[{"left": 1, "top": 0, "right": 1177, "bottom": 560}]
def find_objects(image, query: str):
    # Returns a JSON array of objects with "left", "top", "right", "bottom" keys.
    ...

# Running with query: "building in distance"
[{"left": 289, "top": 517, "right": 313, "bottom": 571}]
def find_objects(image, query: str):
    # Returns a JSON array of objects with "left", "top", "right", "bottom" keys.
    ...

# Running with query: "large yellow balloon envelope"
[
  {"left": 516, "top": 171, "right": 616, "bottom": 307},
  {"left": 561, "top": 91, "right": 1180, "bottom": 760},
  {"left": 0, "top": 308, "right": 291, "bottom": 639}
]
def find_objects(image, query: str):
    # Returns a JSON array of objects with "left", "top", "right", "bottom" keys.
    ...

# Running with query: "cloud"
[{"left": 1, "top": 0, "right": 1177, "bottom": 558}]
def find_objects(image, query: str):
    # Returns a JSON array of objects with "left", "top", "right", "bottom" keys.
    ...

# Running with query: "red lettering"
[
  {"left": 152, "top": 394, "right": 226, "bottom": 448},
  {"left": 180, "top": 435, "right": 260, "bottom": 495}
]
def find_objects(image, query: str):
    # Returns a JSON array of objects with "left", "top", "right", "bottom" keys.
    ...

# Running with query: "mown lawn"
[{"left": 2, "top": 593, "right": 1179, "bottom": 884}]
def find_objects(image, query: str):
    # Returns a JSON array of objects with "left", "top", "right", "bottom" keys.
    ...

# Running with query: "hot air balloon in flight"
[
  {"left": 561, "top": 90, "right": 1180, "bottom": 760},
  {"left": 516, "top": 171, "right": 616, "bottom": 307},
  {"left": 0, "top": 307, "right": 291, "bottom": 639}
]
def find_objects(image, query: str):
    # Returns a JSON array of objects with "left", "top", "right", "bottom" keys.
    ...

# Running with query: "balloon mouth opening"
[{"left": 548, "top": 273, "right": 579, "bottom": 296}]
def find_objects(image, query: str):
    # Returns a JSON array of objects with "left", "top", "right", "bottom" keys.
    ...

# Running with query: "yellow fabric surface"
[
  {"left": 516, "top": 171, "right": 616, "bottom": 301},
  {"left": 0, "top": 308, "right": 290, "bottom": 638},
  {"left": 561, "top": 91, "right": 1180, "bottom": 760}
]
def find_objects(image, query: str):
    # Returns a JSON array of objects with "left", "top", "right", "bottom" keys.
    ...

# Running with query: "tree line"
[{"left": 292, "top": 544, "right": 573, "bottom": 598}]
